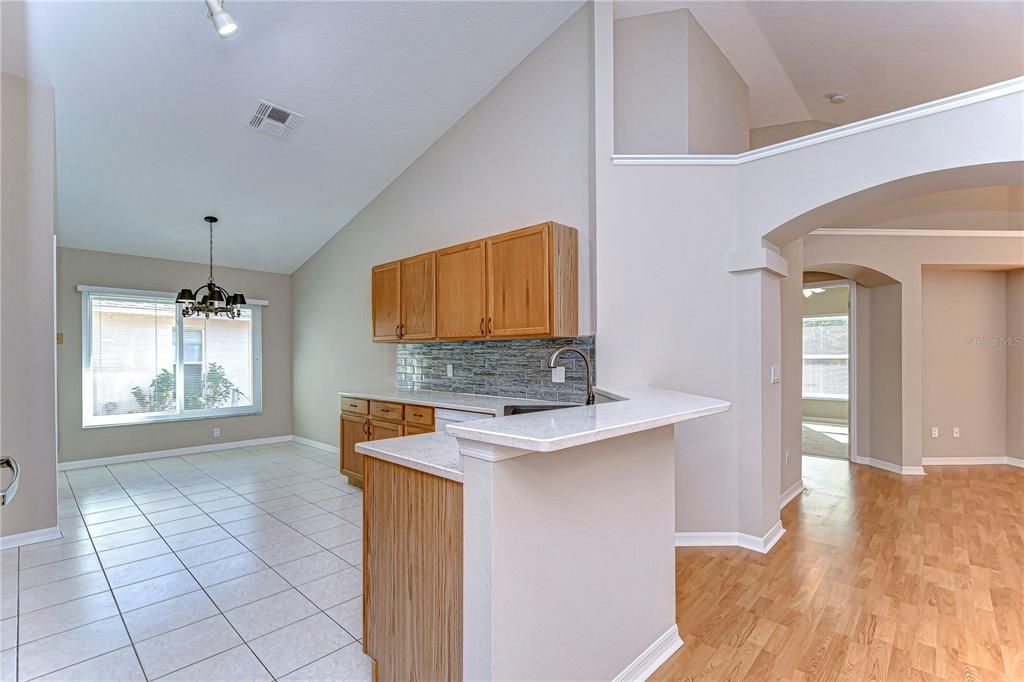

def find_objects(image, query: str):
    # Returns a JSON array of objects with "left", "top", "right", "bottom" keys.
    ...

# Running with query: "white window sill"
[
  {"left": 801, "top": 396, "right": 849, "bottom": 402},
  {"left": 83, "top": 409, "right": 262, "bottom": 429}
]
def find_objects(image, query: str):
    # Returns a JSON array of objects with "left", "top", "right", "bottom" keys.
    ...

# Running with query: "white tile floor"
[{"left": 0, "top": 442, "right": 373, "bottom": 681}]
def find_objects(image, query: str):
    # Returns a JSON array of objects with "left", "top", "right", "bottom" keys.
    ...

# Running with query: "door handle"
[{"left": 0, "top": 456, "right": 20, "bottom": 506}]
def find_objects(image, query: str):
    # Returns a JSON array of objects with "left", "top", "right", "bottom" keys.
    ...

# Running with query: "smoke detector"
[
  {"left": 249, "top": 100, "right": 304, "bottom": 139},
  {"left": 826, "top": 92, "right": 848, "bottom": 104}
]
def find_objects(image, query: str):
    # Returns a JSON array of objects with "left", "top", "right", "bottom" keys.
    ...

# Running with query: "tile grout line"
[{"left": 23, "top": 443, "right": 362, "bottom": 681}]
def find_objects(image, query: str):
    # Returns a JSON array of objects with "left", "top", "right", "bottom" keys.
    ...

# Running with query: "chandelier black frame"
[{"left": 176, "top": 216, "right": 247, "bottom": 318}]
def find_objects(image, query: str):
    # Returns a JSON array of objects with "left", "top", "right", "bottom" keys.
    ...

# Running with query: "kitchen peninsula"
[{"left": 354, "top": 385, "right": 730, "bottom": 681}]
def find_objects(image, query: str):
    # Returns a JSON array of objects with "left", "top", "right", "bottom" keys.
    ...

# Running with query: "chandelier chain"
[{"left": 208, "top": 222, "right": 215, "bottom": 284}]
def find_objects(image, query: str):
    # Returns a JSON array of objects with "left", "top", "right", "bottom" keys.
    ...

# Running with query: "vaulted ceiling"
[
  {"left": 2, "top": 1, "right": 582, "bottom": 273},
  {"left": 615, "top": 1, "right": 1024, "bottom": 129}
]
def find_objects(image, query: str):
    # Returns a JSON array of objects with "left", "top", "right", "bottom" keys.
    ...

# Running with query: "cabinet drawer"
[
  {"left": 404, "top": 405, "right": 434, "bottom": 426},
  {"left": 370, "top": 400, "right": 404, "bottom": 421},
  {"left": 404, "top": 423, "right": 434, "bottom": 436},
  {"left": 340, "top": 397, "right": 369, "bottom": 415}
]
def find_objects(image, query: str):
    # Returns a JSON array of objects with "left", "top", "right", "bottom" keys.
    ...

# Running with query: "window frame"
[
  {"left": 801, "top": 313, "right": 850, "bottom": 401},
  {"left": 80, "top": 286, "right": 265, "bottom": 428}
]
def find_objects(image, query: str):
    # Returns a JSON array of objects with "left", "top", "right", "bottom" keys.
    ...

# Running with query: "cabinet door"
[
  {"left": 370, "top": 419, "right": 404, "bottom": 441},
  {"left": 372, "top": 261, "right": 402, "bottom": 341},
  {"left": 436, "top": 240, "right": 487, "bottom": 340},
  {"left": 486, "top": 225, "right": 550, "bottom": 337},
  {"left": 404, "top": 423, "right": 434, "bottom": 436},
  {"left": 340, "top": 414, "right": 370, "bottom": 485},
  {"left": 400, "top": 253, "right": 436, "bottom": 340}
]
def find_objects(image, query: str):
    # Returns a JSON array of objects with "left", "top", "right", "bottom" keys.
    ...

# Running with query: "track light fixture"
[{"left": 206, "top": 0, "right": 238, "bottom": 39}]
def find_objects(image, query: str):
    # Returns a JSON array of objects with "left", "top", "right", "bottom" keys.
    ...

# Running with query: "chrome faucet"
[{"left": 547, "top": 346, "right": 595, "bottom": 405}]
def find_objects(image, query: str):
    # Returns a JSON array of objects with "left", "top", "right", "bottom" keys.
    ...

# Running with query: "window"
[
  {"left": 802, "top": 315, "right": 849, "bottom": 400},
  {"left": 82, "top": 289, "right": 262, "bottom": 427}
]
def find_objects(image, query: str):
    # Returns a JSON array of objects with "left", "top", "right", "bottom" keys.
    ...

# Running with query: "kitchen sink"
[{"left": 503, "top": 404, "right": 578, "bottom": 416}]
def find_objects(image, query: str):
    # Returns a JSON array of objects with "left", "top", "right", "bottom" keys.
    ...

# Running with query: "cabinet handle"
[
  {"left": 400, "top": 323, "right": 405, "bottom": 337},
  {"left": 487, "top": 317, "right": 493, "bottom": 334},
  {"left": 395, "top": 324, "right": 401, "bottom": 338},
  {"left": 364, "top": 421, "right": 371, "bottom": 436},
  {"left": 479, "top": 318, "right": 485, "bottom": 335}
]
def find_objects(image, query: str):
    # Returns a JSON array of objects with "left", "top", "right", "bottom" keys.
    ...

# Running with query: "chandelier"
[{"left": 176, "top": 216, "right": 246, "bottom": 318}]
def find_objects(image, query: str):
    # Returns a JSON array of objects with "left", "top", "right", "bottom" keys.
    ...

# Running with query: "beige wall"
[
  {"left": 612, "top": 9, "right": 748, "bottom": 155},
  {"left": 802, "top": 233, "right": 1024, "bottom": 468},
  {"left": 1008, "top": 269, "right": 1024, "bottom": 459},
  {"left": 613, "top": 10, "right": 689, "bottom": 154},
  {"left": 779, "top": 240, "right": 803, "bottom": 494},
  {"left": 749, "top": 120, "right": 835, "bottom": 150},
  {"left": 684, "top": 12, "right": 749, "bottom": 154},
  {"left": 291, "top": 6, "right": 595, "bottom": 448},
  {"left": 922, "top": 270, "right": 1009, "bottom": 459},
  {"left": 868, "top": 283, "right": 903, "bottom": 466},
  {"left": 1, "top": 73, "right": 58, "bottom": 538},
  {"left": 56, "top": 248, "right": 292, "bottom": 463}
]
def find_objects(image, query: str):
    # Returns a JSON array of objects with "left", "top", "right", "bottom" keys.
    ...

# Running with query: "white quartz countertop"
[
  {"left": 338, "top": 388, "right": 572, "bottom": 415},
  {"left": 446, "top": 385, "right": 730, "bottom": 453},
  {"left": 355, "top": 432, "right": 463, "bottom": 482}
]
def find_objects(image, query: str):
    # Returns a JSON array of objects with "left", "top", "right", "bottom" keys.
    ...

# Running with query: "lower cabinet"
[{"left": 339, "top": 397, "right": 436, "bottom": 487}]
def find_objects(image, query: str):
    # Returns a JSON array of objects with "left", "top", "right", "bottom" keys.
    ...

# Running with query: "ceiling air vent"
[{"left": 249, "top": 100, "right": 304, "bottom": 139}]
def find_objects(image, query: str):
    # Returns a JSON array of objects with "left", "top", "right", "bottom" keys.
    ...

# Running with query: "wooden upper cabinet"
[
  {"left": 436, "top": 240, "right": 487, "bottom": 340},
  {"left": 400, "top": 253, "right": 435, "bottom": 340},
  {"left": 486, "top": 225, "right": 551, "bottom": 337},
  {"left": 371, "top": 262, "right": 401, "bottom": 341},
  {"left": 370, "top": 221, "right": 577, "bottom": 342},
  {"left": 486, "top": 222, "right": 577, "bottom": 338}
]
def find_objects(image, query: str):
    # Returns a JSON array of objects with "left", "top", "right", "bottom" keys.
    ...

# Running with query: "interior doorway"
[{"left": 801, "top": 280, "right": 851, "bottom": 460}]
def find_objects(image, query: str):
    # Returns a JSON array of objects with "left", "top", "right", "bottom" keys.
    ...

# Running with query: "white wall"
[
  {"left": 867, "top": 283, "right": 903, "bottom": 466},
  {"left": 1, "top": 73, "right": 57, "bottom": 539},
  {"left": 291, "top": 6, "right": 595, "bottom": 448},
  {"left": 684, "top": 12, "right": 749, "bottom": 154},
  {"left": 55, "top": 248, "right": 293, "bottom": 463}
]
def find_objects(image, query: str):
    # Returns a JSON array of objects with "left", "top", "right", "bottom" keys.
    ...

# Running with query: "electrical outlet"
[
  {"left": 446, "top": 364, "right": 454, "bottom": 378},
  {"left": 785, "top": 449, "right": 790, "bottom": 465},
  {"left": 931, "top": 426, "right": 939, "bottom": 438},
  {"left": 769, "top": 366, "right": 781, "bottom": 384},
  {"left": 213, "top": 427, "right": 221, "bottom": 438},
  {"left": 551, "top": 366, "right": 566, "bottom": 383},
  {"left": 953, "top": 427, "right": 960, "bottom": 438}
]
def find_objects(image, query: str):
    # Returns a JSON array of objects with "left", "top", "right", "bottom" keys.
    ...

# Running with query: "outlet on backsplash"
[{"left": 396, "top": 336, "right": 595, "bottom": 403}]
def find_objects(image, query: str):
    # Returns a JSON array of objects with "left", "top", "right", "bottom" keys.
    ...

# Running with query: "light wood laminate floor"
[{"left": 653, "top": 457, "right": 1024, "bottom": 682}]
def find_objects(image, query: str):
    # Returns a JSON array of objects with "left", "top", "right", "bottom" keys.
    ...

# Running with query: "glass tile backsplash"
[{"left": 395, "top": 336, "right": 596, "bottom": 404}]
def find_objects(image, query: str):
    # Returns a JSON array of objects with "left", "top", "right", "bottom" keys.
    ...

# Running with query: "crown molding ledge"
[
  {"left": 810, "top": 228, "right": 1024, "bottom": 238},
  {"left": 613, "top": 77, "right": 1024, "bottom": 167}
]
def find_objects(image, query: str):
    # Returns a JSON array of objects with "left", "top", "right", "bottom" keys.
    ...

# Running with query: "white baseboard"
[
  {"left": 0, "top": 526, "right": 62, "bottom": 550},
  {"left": 780, "top": 480, "right": 804, "bottom": 509},
  {"left": 613, "top": 624, "right": 683, "bottom": 682},
  {"left": 58, "top": 435, "right": 293, "bottom": 471},
  {"left": 923, "top": 456, "right": 1024, "bottom": 468},
  {"left": 290, "top": 435, "right": 340, "bottom": 454},
  {"left": 851, "top": 455, "right": 925, "bottom": 476},
  {"left": 675, "top": 520, "right": 786, "bottom": 554}
]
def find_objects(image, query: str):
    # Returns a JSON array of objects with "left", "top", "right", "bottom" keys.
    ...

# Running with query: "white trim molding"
[
  {"left": 613, "top": 77, "right": 1023, "bottom": 166},
  {"left": 810, "top": 228, "right": 1024, "bottom": 239},
  {"left": 923, "top": 456, "right": 1024, "bottom": 468},
  {"left": 728, "top": 248, "right": 789, "bottom": 277},
  {"left": 58, "top": 435, "right": 293, "bottom": 470},
  {"left": 780, "top": 480, "right": 804, "bottom": 510},
  {"left": 675, "top": 520, "right": 786, "bottom": 554},
  {"left": 613, "top": 624, "right": 684, "bottom": 682},
  {"left": 850, "top": 454, "right": 926, "bottom": 476},
  {"left": 291, "top": 435, "right": 339, "bottom": 454},
  {"left": 0, "top": 526, "right": 62, "bottom": 550}
]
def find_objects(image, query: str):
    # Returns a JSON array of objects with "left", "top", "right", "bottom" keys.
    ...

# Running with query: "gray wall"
[
  {"left": 868, "top": 284, "right": 903, "bottom": 466},
  {"left": 1, "top": 73, "right": 58, "bottom": 538},
  {"left": 396, "top": 336, "right": 595, "bottom": 404},
  {"left": 291, "top": 6, "right": 595, "bottom": 447},
  {"left": 56, "top": 248, "right": 292, "bottom": 463}
]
